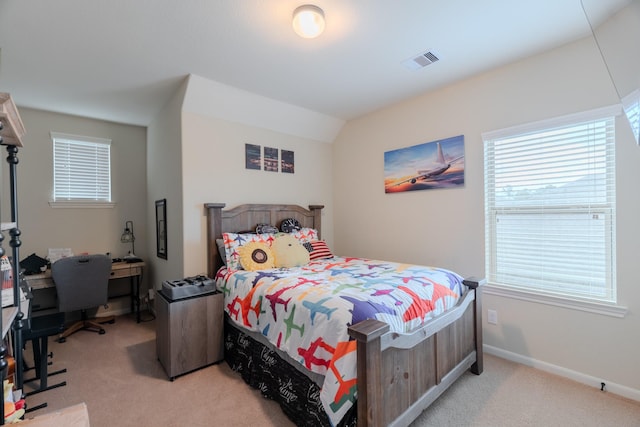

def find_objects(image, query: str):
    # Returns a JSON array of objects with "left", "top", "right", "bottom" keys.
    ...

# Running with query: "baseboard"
[{"left": 484, "top": 344, "right": 640, "bottom": 402}]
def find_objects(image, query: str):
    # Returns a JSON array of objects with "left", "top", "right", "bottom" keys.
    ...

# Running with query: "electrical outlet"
[{"left": 487, "top": 309, "right": 498, "bottom": 325}]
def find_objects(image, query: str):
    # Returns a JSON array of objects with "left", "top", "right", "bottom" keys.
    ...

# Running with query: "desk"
[
  {"left": 2, "top": 306, "right": 17, "bottom": 338},
  {"left": 24, "top": 261, "right": 145, "bottom": 323}
]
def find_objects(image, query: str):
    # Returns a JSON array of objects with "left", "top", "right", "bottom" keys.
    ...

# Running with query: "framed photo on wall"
[
  {"left": 245, "top": 143, "right": 261, "bottom": 170},
  {"left": 281, "top": 149, "right": 294, "bottom": 173},
  {"left": 156, "top": 198, "right": 167, "bottom": 259},
  {"left": 264, "top": 146, "right": 279, "bottom": 172},
  {"left": 384, "top": 135, "right": 465, "bottom": 193}
]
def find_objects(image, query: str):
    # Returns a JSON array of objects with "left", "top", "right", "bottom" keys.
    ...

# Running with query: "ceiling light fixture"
[{"left": 292, "top": 4, "right": 325, "bottom": 39}]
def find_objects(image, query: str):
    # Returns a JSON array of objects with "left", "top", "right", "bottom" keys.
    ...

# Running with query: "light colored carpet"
[{"left": 20, "top": 313, "right": 640, "bottom": 426}]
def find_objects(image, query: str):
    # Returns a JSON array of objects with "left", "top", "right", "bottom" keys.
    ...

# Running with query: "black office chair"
[{"left": 52, "top": 254, "right": 115, "bottom": 343}]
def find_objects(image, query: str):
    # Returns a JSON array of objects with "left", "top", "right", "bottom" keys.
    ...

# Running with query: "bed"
[{"left": 205, "top": 203, "right": 483, "bottom": 427}]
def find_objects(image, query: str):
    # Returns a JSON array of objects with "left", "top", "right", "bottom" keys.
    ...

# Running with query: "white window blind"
[
  {"left": 483, "top": 106, "right": 617, "bottom": 303},
  {"left": 52, "top": 132, "right": 112, "bottom": 203}
]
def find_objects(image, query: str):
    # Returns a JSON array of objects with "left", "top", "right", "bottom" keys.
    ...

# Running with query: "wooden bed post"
[
  {"left": 309, "top": 205, "right": 323, "bottom": 238},
  {"left": 471, "top": 287, "right": 484, "bottom": 375},
  {"left": 462, "top": 277, "right": 485, "bottom": 375},
  {"left": 348, "top": 319, "right": 390, "bottom": 427},
  {"left": 204, "top": 203, "right": 225, "bottom": 278}
]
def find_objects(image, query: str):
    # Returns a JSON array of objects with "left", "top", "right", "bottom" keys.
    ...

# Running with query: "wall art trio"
[{"left": 245, "top": 144, "right": 294, "bottom": 174}]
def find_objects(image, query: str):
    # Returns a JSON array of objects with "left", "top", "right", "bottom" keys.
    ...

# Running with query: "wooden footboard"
[{"left": 348, "top": 282, "right": 483, "bottom": 427}]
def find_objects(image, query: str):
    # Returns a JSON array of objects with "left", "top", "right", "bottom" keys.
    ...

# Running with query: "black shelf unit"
[{"left": 0, "top": 93, "right": 26, "bottom": 425}]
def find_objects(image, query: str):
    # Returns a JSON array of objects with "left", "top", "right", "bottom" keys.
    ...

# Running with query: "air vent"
[{"left": 402, "top": 50, "right": 440, "bottom": 71}]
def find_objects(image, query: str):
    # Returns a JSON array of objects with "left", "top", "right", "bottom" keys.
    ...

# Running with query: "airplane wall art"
[{"left": 384, "top": 135, "right": 465, "bottom": 193}]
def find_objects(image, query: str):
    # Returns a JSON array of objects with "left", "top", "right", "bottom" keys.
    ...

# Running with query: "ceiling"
[{"left": 0, "top": 0, "right": 630, "bottom": 128}]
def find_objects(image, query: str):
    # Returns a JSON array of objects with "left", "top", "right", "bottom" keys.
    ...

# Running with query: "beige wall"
[
  {"left": 332, "top": 34, "right": 640, "bottom": 396},
  {"left": 3, "top": 108, "right": 147, "bottom": 314},
  {"left": 7, "top": 6, "right": 638, "bottom": 401},
  {"left": 6, "top": 108, "right": 147, "bottom": 258},
  {"left": 146, "top": 78, "right": 187, "bottom": 291},
  {"left": 175, "top": 75, "right": 335, "bottom": 279},
  {"left": 179, "top": 112, "right": 334, "bottom": 277},
  {"left": 146, "top": 75, "right": 335, "bottom": 289}
]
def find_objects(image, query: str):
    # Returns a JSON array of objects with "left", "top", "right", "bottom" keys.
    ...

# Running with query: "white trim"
[
  {"left": 50, "top": 131, "right": 112, "bottom": 146},
  {"left": 484, "top": 344, "right": 640, "bottom": 403},
  {"left": 621, "top": 89, "right": 640, "bottom": 144},
  {"left": 481, "top": 104, "right": 622, "bottom": 141},
  {"left": 484, "top": 284, "right": 627, "bottom": 318},
  {"left": 621, "top": 89, "right": 639, "bottom": 107},
  {"left": 49, "top": 200, "right": 115, "bottom": 209}
]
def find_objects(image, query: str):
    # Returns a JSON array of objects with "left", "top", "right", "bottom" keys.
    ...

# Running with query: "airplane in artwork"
[{"left": 392, "top": 142, "right": 463, "bottom": 187}]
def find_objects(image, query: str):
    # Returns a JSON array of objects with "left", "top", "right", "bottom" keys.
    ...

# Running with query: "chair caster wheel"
[
  {"left": 58, "top": 337, "right": 66, "bottom": 343},
  {"left": 99, "top": 329, "right": 106, "bottom": 335},
  {"left": 108, "top": 320, "right": 115, "bottom": 324}
]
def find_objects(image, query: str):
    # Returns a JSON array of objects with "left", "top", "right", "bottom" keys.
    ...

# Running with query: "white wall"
[
  {"left": 332, "top": 34, "right": 640, "bottom": 396},
  {"left": 4, "top": 108, "right": 147, "bottom": 313}
]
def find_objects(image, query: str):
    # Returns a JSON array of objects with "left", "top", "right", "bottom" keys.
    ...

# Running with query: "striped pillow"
[{"left": 304, "top": 240, "right": 333, "bottom": 261}]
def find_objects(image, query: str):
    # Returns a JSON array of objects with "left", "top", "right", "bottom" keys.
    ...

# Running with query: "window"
[
  {"left": 51, "top": 132, "right": 113, "bottom": 207},
  {"left": 622, "top": 89, "right": 639, "bottom": 144},
  {"left": 483, "top": 106, "right": 619, "bottom": 309}
]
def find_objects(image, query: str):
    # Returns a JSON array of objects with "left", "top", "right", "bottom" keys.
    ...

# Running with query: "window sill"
[
  {"left": 49, "top": 200, "right": 116, "bottom": 209},
  {"left": 484, "top": 284, "right": 627, "bottom": 318}
]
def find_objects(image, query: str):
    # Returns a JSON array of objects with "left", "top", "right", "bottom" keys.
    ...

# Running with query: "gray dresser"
[{"left": 156, "top": 289, "right": 224, "bottom": 380}]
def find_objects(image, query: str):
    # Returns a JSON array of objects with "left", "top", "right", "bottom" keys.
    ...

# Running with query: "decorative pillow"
[
  {"left": 256, "top": 223, "right": 278, "bottom": 234},
  {"left": 239, "top": 241, "right": 275, "bottom": 271},
  {"left": 216, "top": 239, "right": 227, "bottom": 266},
  {"left": 272, "top": 234, "right": 310, "bottom": 268},
  {"left": 280, "top": 217, "right": 301, "bottom": 233},
  {"left": 303, "top": 240, "right": 334, "bottom": 261},
  {"left": 223, "top": 232, "right": 277, "bottom": 271},
  {"left": 290, "top": 227, "right": 318, "bottom": 243}
]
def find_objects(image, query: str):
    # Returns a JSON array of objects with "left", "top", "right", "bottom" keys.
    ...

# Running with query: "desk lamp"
[{"left": 120, "top": 220, "right": 136, "bottom": 258}]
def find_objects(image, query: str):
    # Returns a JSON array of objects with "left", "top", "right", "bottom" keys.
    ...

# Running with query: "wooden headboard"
[{"left": 204, "top": 203, "right": 324, "bottom": 277}]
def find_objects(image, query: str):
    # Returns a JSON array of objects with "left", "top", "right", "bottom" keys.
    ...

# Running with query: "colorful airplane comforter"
[{"left": 215, "top": 257, "right": 466, "bottom": 426}]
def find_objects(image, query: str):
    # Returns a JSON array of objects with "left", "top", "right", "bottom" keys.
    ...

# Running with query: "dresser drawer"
[
  {"left": 109, "top": 265, "right": 142, "bottom": 280},
  {"left": 25, "top": 276, "right": 54, "bottom": 290}
]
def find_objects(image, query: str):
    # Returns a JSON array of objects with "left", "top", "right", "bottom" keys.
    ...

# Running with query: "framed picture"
[
  {"left": 155, "top": 199, "right": 167, "bottom": 259},
  {"left": 384, "top": 135, "right": 465, "bottom": 193},
  {"left": 264, "top": 146, "right": 279, "bottom": 172},
  {"left": 281, "top": 149, "right": 295, "bottom": 173},
  {"left": 245, "top": 143, "right": 261, "bottom": 170}
]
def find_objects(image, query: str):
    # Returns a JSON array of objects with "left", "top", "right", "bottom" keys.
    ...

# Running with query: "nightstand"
[{"left": 155, "top": 289, "right": 224, "bottom": 380}]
